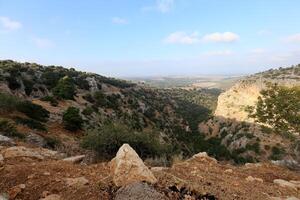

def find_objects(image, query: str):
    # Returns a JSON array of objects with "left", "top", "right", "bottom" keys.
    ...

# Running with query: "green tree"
[
  {"left": 62, "top": 107, "right": 83, "bottom": 131},
  {"left": 53, "top": 76, "right": 76, "bottom": 100},
  {"left": 247, "top": 84, "right": 300, "bottom": 135}
]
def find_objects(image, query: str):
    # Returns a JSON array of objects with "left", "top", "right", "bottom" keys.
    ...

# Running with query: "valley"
[{"left": 0, "top": 60, "right": 299, "bottom": 199}]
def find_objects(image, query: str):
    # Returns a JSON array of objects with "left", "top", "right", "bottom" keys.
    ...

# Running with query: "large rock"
[
  {"left": 273, "top": 179, "right": 300, "bottom": 190},
  {"left": 110, "top": 144, "right": 157, "bottom": 187},
  {"left": 62, "top": 155, "right": 85, "bottom": 164},
  {"left": 0, "top": 135, "right": 15, "bottom": 146},
  {"left": 2, "top": 146, "right": 62, "bottom": 160},
  {"left": 26, "top": 133, "right": 46, "bottom": 147},
  {"left": 114, "top": 182, "right": 166, "bottom": 200}
]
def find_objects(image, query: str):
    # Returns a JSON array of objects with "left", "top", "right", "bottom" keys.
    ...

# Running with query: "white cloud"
[
  {"left": 0, "top": 16, "right": 22, "bottom": 31},
  {"left": 202, "top": 32, "right": 240, "bottom": 43},
  {"left": 284, "top": 33, "right": 300, "bottom": 43},
  {"left": 202, "top": 50, "right": 233, "bottom": 56},
  {"left": 112, "top": 17, "right": 128, "bottom": 25},
  {"left": 143, "top": 0, "right": 174, "bottom": 13},
  {"left": 163, "top": 31, "right": 200, "bottom": 44},
  {"left": 33, "top": 37, "right": 55, "bottom": 49}
]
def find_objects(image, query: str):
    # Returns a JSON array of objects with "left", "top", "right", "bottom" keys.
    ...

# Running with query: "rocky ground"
[{"left": 0, "top": 139, "right": 300, "bottom": 200}]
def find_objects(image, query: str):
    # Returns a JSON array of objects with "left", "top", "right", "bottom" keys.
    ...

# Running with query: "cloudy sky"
[{"left": 0, "top": 0, "right": 300, "bottom": 77}]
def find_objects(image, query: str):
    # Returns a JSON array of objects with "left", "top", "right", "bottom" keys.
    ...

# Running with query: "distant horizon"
[{"left": 1, "top": 0, "right": 300, "bottom": 77}]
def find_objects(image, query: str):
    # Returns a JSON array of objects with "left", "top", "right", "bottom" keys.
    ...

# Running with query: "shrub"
[
  {"left": 40, "top": 96, "right": 59, "bottom": 106},
  {"left": 82, "top": 106, "right": 94, "bottom": 116},
  {"left": 0, "top": 92, "right": 19, "bottom": 113},
  {"left": 53, "top": 76, "right": 76, "bottom": 100},
  {"left": 16, "top": 101, "right": 49, "bottom": 122},
  {"left": 81, "top": 123, "right": 169, "bottom": 160},
  {"left": 269, "top": 146, "right": 286, "bottom": 160},
  {"left": 23, "top": 79, "right": 34, "bottom": 95},
  {"left": 6, "top": 76, "right": 21, "bottom": 90},
  {"left": 0, "top": 118, "right": 24, "bottom": 139},
  {"left": 14, "top": 117, "right": 47, "bottom": 131},
  {"left": 62, "top": 107, "right": 83, "bottom": 131},
  {"left": 44, "top": 136, "right": 61, "bottom": 149}
]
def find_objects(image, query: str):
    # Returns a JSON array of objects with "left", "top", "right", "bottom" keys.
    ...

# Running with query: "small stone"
[
  {"left": 8, "top": 184, "right": 25, "bottom": 199},
  {"left": 224, "top": 169, "right": 233, "bottom": 173},
  {"left": 43, "top": 172, "right": 50, "bottom": 176},
  {"left": 65, "top": 177, "right": 89, "bottom": 188},
  {"left": 28, "top": 174, "right": 35, "bottom": 179},
  {"left": 246, "top": 176, "right": 263, "bottom": 183},
  {"left": 39, "top": 194, "right": 61, "bottom": 200},
  {"left": 41, "top": 191, "right": 50, "bottom": 198}
]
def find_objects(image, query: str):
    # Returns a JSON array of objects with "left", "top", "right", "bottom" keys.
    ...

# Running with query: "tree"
[
  {"left": 53, "top": 76, "right": 76, "bottom": 100},
  {"left": 62, "top": 107, "right": 83, "bottom": 131},
  {"left": 247, "top": 84, "right": 300, "bottom": 135}
]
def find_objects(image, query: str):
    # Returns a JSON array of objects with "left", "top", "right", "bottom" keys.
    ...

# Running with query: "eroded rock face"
[
  {"left": 0, "top": 135, "right": 15, "bottom": 146},
  {"left": 273, "top": 179, "right": 300, "bottom": 190},
  {"left": 110, "top": 144, "right": 157, "bottom": 187},
  {"left": 114, "top": 182, "right": 166, "bottom": 200},
  {"left": 2, "top": 146, "right": 62, "bottom": 160}
]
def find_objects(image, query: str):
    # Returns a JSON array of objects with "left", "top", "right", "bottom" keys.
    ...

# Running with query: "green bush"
[
  {"left": 53, "top": 76, "right": 76, "bottom": 100},
  {"left": 81, "top": 123, "right": 169, "bottom": 159},
  {"left": 16, "top": 101, "right": 49, "bottom": 122},
  {"left": 14, "top": 117, "right": 47, "bottom": 131},
  {"left": 62, "top": 107, "right": 83, "bottom": 131},
  {"left": 0, "top": 92, "right": 19, "bottom": 113},
  {"left": 0, "top": 118, "right": 24, "bottom": 139}
]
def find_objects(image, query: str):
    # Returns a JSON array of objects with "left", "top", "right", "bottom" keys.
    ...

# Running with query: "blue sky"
[{"left": 1, "top": 0, "right": 300, "bottom": 77}]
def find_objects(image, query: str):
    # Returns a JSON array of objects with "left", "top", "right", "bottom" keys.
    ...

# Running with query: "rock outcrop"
[
  {"left": 110, "top": 144, "right": 157, "bottom": 187},
  {"left": 0, "top": 135, "right": 15, "bottom": 146},
  {"left": 1, "top": 146, "right": 63, "bottom": 160},
  {"left": 62, "top": 155, "right": 85, "bottom": 164},
  {"left": 114, "top": 182, "right": 166, "bottom": 200}
]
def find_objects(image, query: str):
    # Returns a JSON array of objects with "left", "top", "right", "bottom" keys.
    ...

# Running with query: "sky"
[{"left": 0, "top": 0, "right": 300, "bottom": 77}]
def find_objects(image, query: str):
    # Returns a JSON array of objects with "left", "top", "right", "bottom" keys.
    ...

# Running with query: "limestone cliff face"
[
  {"left": 214, "top": 79, "right": 262, "bottom": 122},
  {"left": 215, "top": 72, "right": 300, "bottom": 122}
]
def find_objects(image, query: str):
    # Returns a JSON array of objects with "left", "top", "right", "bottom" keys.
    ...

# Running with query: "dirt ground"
[{"left": 0, "top": 154, "right": 299, "bottom": 200}]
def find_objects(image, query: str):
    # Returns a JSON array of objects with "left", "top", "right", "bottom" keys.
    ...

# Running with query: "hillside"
[
  {"left": 0, "top": 60, "right": 300, "bottom": 200},
  {"left": 199, "top": 64, "right": 300, "bottom": 166},
  {"left": 0, "top": 60, "right": 220, "bottom": 161}
]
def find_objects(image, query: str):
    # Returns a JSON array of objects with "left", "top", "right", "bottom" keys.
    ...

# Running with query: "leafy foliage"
[
  {"left": 17, "top": 101, "right": 50, "bottom": 122},
  {"left": 53, "top": 76, "right": 76, "bottom": 100},
  {"left": 81, "top": 123, "right": 170, "bottom": 159},
  {"left": 0, "top": 118, "right": 25, "bottom": 139},
  {"left": 62, "top": 107, "right": 83, "bottom": 131},
  {"left": 247, "top": 84, "right": 300, "bottom": 136},
  {"left": 14, "top": 117, "right": 47, "bottom": 131}
]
